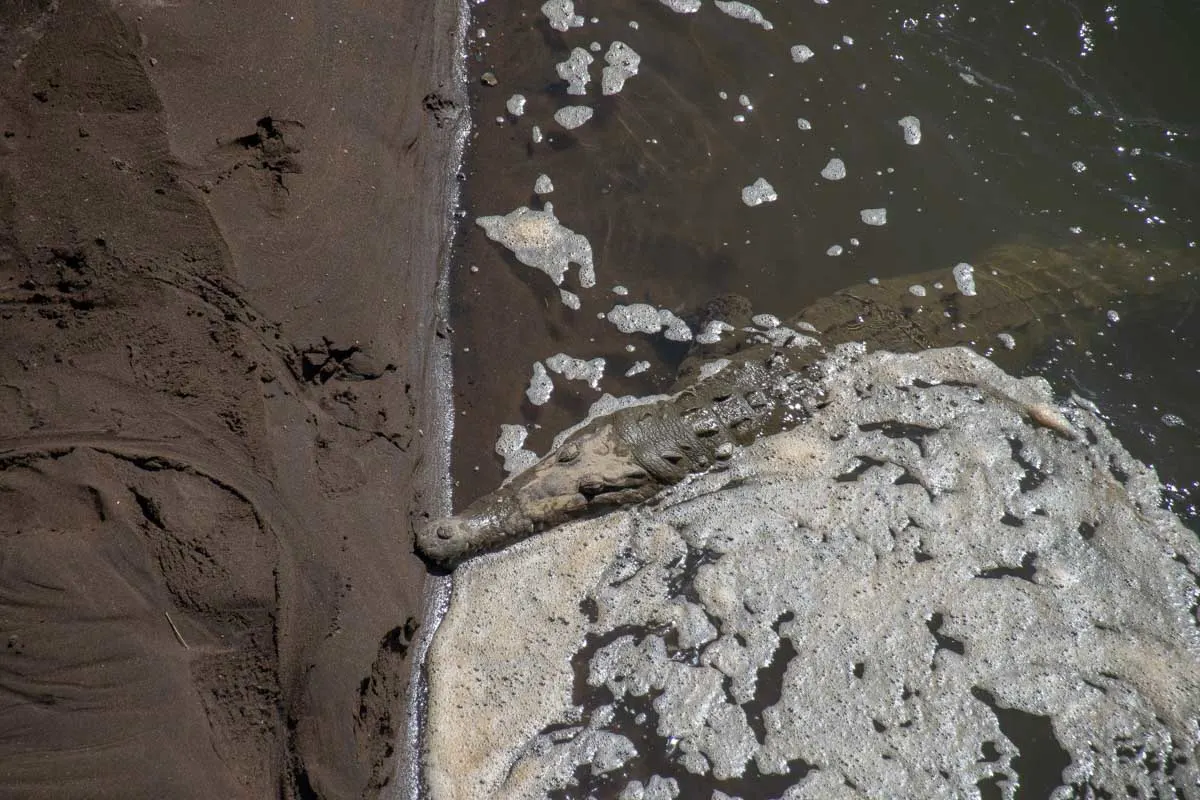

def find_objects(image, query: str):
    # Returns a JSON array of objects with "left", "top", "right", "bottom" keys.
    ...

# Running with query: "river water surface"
[
  {"left": 438, "top": 1, "right": 1199, "bottom": 795},
  {"left": 448, "top": 0, "right": 1198, "bottom": 526}
]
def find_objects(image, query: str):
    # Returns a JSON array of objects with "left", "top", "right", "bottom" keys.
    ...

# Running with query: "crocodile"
[{"left": 417, "top": 240, "right": 1197, "bottom": 568}]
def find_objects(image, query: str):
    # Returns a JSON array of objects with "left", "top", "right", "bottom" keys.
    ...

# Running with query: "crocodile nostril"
[{"left": 436, "top": 523, "right": 454, "bottom": 540}]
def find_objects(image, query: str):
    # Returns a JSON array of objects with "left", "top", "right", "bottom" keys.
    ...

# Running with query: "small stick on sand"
[{"left": 165, "top": 611, "right": 189, "bottom": 650}]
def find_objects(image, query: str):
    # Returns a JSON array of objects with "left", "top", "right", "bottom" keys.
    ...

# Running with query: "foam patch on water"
[
  {"left": 606, "top": 303, "right": 693, "bottom": 341},
  {"left": 898, "top": 115, "right": 922, "bottom": 145},
  {"left": 560, "top": 288, "right": 581, "bottom": 309},
  {"left": 820, "top": 158, "right": 847, "bottom": 180},
  {"left": 790, "top": 44, "right": 815, "bottom": 63},
  {"left": 427, "top": 346, "right": 1200, "bottom": 798},
  {"left": 476, "top": 203, "right": 596, "bottom": 289},
  {"left": 625, "top": 360, "right": 651, "bottom": 377},
  {"left": 658, "top": 0, "right": 701, "bottom": 12},
  {"left": 525, "top": 362, "right": 554, "bottom": 406},
  {"left": 618, "top": 776, "right": 678, "bottom": 798},
  {"left": 695, "top": 319, "right": 734, "bottom": 344},
  {"left": 602, "top": 42, "right": 641, "bottom": 95},
  {"left": 741, "top": 178, "right": 778, "bottom": 207},
  {"left": 557, "top": 47, "right": 594, "bottom": 95},
  {"left": 545, "top": 352, "right": 606, "bottom": 389},
  {"left": 952, "top": 262, "right": 977, "bottom": 296},
  {"left": 541, "top": 0, "right": 584, "bottom": 31},
  {"left": 555, "top": 105, "right": 595, "bottom": 130},
  {"left": 506, "top": 94, "right": 527, "bottom": 116},
  {"left": 796, "top": 117, "right": 812, "bottom": 130},
  {"left": 534, "top": 174, "right": 554, "bottom": 194},
  {"left": 494, "top": 423, "right": 538, "bottom": 474},
  {"left": 860, "top": 207, "right": 887, "bottom": 226},
  {"left": 715, "top": 0, "right": 773, "bottom": 30}
]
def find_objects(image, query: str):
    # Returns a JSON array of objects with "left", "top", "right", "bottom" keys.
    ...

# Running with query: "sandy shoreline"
[{"left": 0, "top": 0, "right": 463, "bottom": 797}]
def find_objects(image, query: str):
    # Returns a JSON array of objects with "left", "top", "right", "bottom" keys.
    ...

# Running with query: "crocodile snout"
[
  {"left": 416, "top": 516, "right": 477, "bottom": 569},
  {"left": 415, "top": 490, "right": 537, "bottom": 568}
]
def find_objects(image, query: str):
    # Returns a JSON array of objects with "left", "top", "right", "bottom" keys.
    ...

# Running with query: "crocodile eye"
[{"left": 557, "top": 442, "right": 581, "bottom": 463}]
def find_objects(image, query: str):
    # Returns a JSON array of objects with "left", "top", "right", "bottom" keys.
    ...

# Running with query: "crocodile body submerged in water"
[{"left": 417, "top": 241, "right": 1197, "bottom": 568}]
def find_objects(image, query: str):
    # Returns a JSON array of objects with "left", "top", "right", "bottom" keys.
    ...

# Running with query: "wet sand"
[{"left": 0, "top": 0, "right": 461, "bottom": 797}]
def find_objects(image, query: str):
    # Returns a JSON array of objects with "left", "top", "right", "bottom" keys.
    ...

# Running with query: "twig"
[{"left": 164, "top": 611, "right": 189, "bottom": 650}]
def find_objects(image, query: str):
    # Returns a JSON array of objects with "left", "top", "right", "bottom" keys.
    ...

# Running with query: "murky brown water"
[
  {"left": 438, "top": 4, "right": 1199, "bottom": 795},
  {"left": 449, "top": 0, "right": 1198, "bottom": 523}
]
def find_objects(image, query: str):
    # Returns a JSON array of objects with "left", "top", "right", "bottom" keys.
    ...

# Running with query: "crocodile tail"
[{"left": 798, "top": 241, "right": 1199, "bottom": 356}]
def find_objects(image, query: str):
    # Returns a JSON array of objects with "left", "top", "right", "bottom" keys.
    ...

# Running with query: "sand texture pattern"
[{"left": 0, "top": 0, "right": 462, "bottom": 797}]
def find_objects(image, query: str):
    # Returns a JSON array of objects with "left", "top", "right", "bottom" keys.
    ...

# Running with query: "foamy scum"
[{"left": 425, "top": 347, "right": 1200, "bottom": 799}]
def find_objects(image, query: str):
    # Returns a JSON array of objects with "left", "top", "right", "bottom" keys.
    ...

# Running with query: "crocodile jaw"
[{"left": 416, "top": 422, "right": 660, "bottom": 568}]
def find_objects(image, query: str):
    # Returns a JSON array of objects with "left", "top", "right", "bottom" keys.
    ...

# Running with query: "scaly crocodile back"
[{"left": 800, "top": 241, "right": 1196, "bottom": 356}]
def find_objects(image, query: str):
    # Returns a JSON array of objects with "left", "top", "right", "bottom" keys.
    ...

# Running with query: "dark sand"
[{"left": 0, "top": 0, "right": 462, "bottom": 797}]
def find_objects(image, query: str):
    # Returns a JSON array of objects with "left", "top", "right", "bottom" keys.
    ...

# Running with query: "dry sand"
[{"left": 0, "top": 0, "right": 462, "bottom": 797}]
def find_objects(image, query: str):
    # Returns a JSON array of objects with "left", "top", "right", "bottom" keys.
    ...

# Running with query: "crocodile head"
[{"left": 416, "top": 419, "right": 663, "bottom": 569}]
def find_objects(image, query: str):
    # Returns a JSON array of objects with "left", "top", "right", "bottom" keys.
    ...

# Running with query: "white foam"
[
  {"left": 429, "top": 346, "right": 1200, "bottom": 798},
  {"left": 820, "top": 157, "right": 847, "bottom": 180},
  {"left": 534, "top": 174, "right": 554, "bottom": 194},
  {"left": 540, "top": 0, "right": 584, "bottom": 31},
  {"left": 695, "top": 319, "right": 734, "bottom": 344},
  {"left": 741, "top": 177, "right": 778, "bottom": 207},
  {"left": 898, "top": 115, "right": 922, "bottom": 145},
  {"left": 606, "top": 304, "right": 693, "bottom": 341},
  {"left": 624, "top": 361, "right": 651, "bottom": 377},
  {"left": 658, "top": 0, "right": 701, "bottom": 12},
  {"left": 475, "top": 202, "right": 595, "bottom": 288},
  {"left": 493, "top": 423, "right": 538, "bottom": 474},
  {"left": 908, "top": 284, "right": 927, "bottom": 297},
  {"left": 556, "top": 48, "right": 594, "bottom": 95},
  {"left": 714, "top": 0, "right": 773, "bottom": 29},
  {"left": 559, "top": 289, "right": 581, "bottom": 309},
  {"left": 952, "top": 262, "right": 977, "bottom": 296},
  {"left": 790, "top": 44, "right": 815, "bottom": 63},
  {"left": 796, "top": 117, "right": 813, "bottom": 130},
  {"left": 860, "top": 207, "right": 887, "bottom": 226},
  {"left": 827, "top": 244, "right": 844, "bottom": 256},
  {"left": 506, "top": 94, "right": 527, "bottom": 116},
  {"left": 554, "top": 105, "right": 594, "bottom": 130},
  {"left": 602, "top": 41, "right": 641, "bottom": 95},
  {"left": 545, "top": 353, "right": 606, "bottom": 390},
  {"left": 525, "top": 362, "right": 554, "bottom": 406}
]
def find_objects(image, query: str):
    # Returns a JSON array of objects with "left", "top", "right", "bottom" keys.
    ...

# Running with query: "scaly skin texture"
[{"left": 417, "top": 241, "right": 1196, "bottom": 568}]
